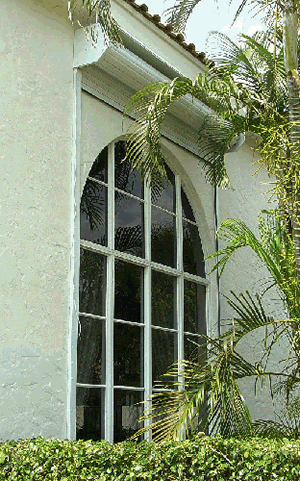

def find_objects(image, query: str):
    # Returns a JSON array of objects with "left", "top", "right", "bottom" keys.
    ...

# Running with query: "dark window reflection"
[
  {"left": 151, "top": 207, "right": 176, "bottom": 267},
  {"left": 77, "top": 316, "right": 105, "bottom": 385},
  {"left": 89, "top": 147, "right": 107, "bottom": 183},
  {"left": 152, "top": 329, "right": 177, "bottom": 382},
  {"left": 183, "top": 220, "right": 205, "bottom": 277},
  {"left": 115, "top": 260, "right": 143, "bottom": 323},
  {"left": 184, "top": 281, "right": 206, "bottom": 335},
  {"left": 115, "top": 192, "right": 144, "bottom": 257},
  {"left": 181, "top": 188, "right": 196, "bottom": 222},
  {"left": 80, "top": 180, "right": 107, "bottom": 245},
  {"left": 79, "top": 249, "right": 106, "bottom": 316},
  {"left": 114, "top": 390, "right": 143, "bottom": 442},
  {"left": 115, "top": 141, "right": 143, "bottom": 198},
  {"left": 152, "top": 270, "right": 176, "bottom": 329},
  {"left": 76, "top": 387, "right": 105, "bottom": 441},
  {"left": 114, "top": 323, "right": 143, "bottom": 387},
  {"left": 151, "top": 164, "right": 175, "bottom": 212}
]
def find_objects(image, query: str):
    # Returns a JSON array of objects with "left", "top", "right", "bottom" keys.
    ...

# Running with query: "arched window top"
[
  {"left": 80, "top": 140, "right": 205, "bottom": 277},
  {"left": 77, "top": 140, "right": 206, "bottom": 443}
]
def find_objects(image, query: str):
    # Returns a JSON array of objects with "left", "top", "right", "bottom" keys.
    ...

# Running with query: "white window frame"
[{"left": 76, "top": 137, "right": 208, "bottom": 443}]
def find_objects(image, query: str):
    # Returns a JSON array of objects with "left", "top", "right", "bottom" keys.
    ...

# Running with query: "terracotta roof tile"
[{"left": 122, "top": 0, "right": 207, "bottom": 65}]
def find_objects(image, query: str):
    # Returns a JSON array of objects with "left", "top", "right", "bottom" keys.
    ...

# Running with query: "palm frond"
[
  {"left": 132, "top": 327, "right": 267, "bottom": 441},
  {"left": 253, "top": 394, "right": 300, "bottom": 437},
  {"left": 124, "top": 71, "right": 246, "bottom": 187},
  {"left": 207, "top": 31, "right": 262, "bottom": 94},
  {"left": 222, "top": 291, "right": 275, "bottom": 343},
  {"left": 252, "top": 418, "right": 293, "bottom": 436},
  {"left": 209, "top": 216, "right": 279, "bottom": 279},
  {"left": 210, "top": 210, "right": 300, "bottom": 320},
  {"left": 68, "top": 0, "right": 123, "bottom": 46},
  {"left": 163, "top": 0, "right": 204, "bottom": 34},
  {"left": 230, "top": 0, "right": 250, "bottom": 25}
]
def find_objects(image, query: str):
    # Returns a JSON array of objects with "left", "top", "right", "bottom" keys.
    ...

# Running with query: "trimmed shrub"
[{"left": 1, "top": 434, "right": 300, "bottom": 480}]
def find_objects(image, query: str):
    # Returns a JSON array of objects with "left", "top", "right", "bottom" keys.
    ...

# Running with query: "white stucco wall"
[
  {"left": 0, "top": 0, "right": 74, "bottom": 440},
  {"left": 219, "top": 139, "right": 287, "bottom": 422}
]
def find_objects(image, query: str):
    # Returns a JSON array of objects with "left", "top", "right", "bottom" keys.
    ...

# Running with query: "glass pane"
[
  {"left": 152, "top": 329, "right": 177, "bottom": 382},
  {"left": 115, "top": 192, "right": 144, "bottom": 257},
  {"left": 151, "top": 207, "right": 176, "bottom": 267},
  {"left": 183, "top": 220, "right": 205, "bottom": 277},
  {"left": 115, "top": 260, "right": 143, "bottom": 323},
  {"left": 184, "top": 281, "right": 206, "bottom": 334},
  {"left": 181, "top": 188, "right": 196, "bottom": 222},
  {"left": 114, "top": 390, "right": 143, "bottom": 442},
  {"left": 152, "top": 270, "right": 176, "bottom": 329},
  {"left": 79, "top": 248, "right": 106, "bottom": 316},
  {"left": 80, "top": 180, "right": 107, "bottom": 245},
  {"left": 89, "top": 147, "right": 107, "bottom": 183},
  {"left": 76, "top": 387, "right": 105, "bottom": 441},
  {"left": 151, "top": 164, "right": 175, "bottom": 212},
  {"left": 115, "top": 141, "right": 143, "bottom": 198},
  {"left": 77, "top": 316, "right": 105, "bottom": 385},
  {"left": 114, "top": 323, "right": 143, "bottom": 387}
]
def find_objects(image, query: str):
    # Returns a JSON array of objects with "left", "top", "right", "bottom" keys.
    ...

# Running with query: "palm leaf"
[
  {"left": 68, "top": 0, "right": 123, "bottom": 46},
  {"left": 124, "top": 72, "right": 246, "bottom": 187},
  {"left": 163, "top": 0, "right": 205, "bottom": 34},
  {"left": 209, "top": 210, "right": 300, "bottom": 318},
  {"left": 163, "top": 0, "right": 257, "bottom": 34},
  {"left": 133, "top": 329, "right": 264, "bottom": 441},
  {"left": 253, "top": 394, "right": 300, "bottom": 437}
]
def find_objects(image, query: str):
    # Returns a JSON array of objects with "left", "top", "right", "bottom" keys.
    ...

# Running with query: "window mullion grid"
[
  {"left": 105, "top": 142, "right": 115, "bottom": 442},
  {"left": 144, "top": 180, "right": 152, "bottom": 439},
  {"left": 176, "top": 176, "right": 185, "bottom": 440}
]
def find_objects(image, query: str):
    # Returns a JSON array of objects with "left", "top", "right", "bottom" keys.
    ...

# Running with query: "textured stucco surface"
[
  {"left": 0, "top": 0, "right": 74, "bottom": 440},
  {"left": 219, "top": 141, "right": 287, "bottom": 422}
]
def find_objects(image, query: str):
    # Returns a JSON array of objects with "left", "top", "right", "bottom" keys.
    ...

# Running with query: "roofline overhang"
[{"left": 74, "top": 23, "right": 221, "bottom": 135}]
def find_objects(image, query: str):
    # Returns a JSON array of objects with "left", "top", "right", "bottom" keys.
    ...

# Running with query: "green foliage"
[
  {"left": 124, "top": 71, "right": 244, "bottom": 188},
  {"left": 131, "top": 210, "right": 300, "bottom": 441},
  {"left": 2, "top": 435, "right": 300, "bottom": 480},
  {"left": 210, "top": 210, "right": 300, "bottom": 318},
  {"left": 124, "top": 27, "right": 300, "bottom": 221}
]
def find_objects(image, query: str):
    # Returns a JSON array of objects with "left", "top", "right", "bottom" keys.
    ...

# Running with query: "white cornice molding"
[
  {"left": 74, "top": 26, "right": 217, "bottom": 120},
  {"left": 74, "top": 22, "right": 221, "bottom": 156}
]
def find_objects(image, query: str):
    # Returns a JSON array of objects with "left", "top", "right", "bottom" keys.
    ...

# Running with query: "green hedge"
[{"left": 1, "top": 434, "right": 300, "bottom": 480}]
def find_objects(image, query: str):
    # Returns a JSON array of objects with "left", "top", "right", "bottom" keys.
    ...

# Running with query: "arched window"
[{"left": 76, "top": 140, "right": 206, "bottom": 442}]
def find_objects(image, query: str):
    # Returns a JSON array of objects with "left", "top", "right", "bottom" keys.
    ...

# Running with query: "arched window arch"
[{"left": 76, "top": 139, "right": 207, "bottom": 442}]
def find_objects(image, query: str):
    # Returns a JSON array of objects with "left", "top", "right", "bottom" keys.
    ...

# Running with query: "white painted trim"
[
  {"left": 79, "top": 312, "right": 107, "bottom": 321},
  {"left": 80, "top": 239, "right": 208, "bottom": 285},
  {"left": 143, "top": 176, "right": 152, "bottom": 439},
  {"left": 105, "top": 143, "right": 116, "bottom": 442},
  {"left": 111, "top": 0, "right": 207, "bottom": 81},
  {"left": 67, "top": 68, "right": 82, "bottom": 440},
  {"left": 176, "top": 176, "right": 184, "bottom": 368},
  {"left": 74, "top": 24, "right": 108, "bottom": 68}
]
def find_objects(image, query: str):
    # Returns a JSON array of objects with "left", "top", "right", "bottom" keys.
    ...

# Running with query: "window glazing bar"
[
  {"left": 144, "top": 177, "right": 152, "bottom": 439},
  {"left": 105, "top": 142, "right": 115, "bottom": 442}
]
